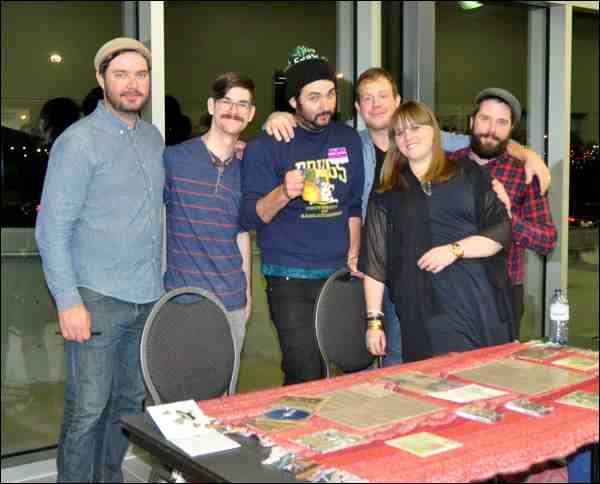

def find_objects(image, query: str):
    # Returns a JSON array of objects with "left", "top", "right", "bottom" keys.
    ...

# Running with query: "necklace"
[{"left": 421, "top": 180, "right": 432, "bottom": 196}]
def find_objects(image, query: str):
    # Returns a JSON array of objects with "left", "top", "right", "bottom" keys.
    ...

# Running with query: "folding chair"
[
  {"left": 139, "top": 286, "right": 237, "bottom": 482},
  {"left": 314, "top": 268, "right": 379, "bottom": 377}
]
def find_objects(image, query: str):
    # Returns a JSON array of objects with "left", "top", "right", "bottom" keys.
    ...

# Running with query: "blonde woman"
[{"left": 360, "top": 101, "right": 513, "bottom": 363}]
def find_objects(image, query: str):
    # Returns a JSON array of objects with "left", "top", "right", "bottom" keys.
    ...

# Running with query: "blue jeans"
[
  {"left": 568, "top": 445, "right": 595, "bottom": 483},
  {"left": 382, "top": 286, "right": 403, "bottom": 367},
  {"left": 57, "top": 287, "right": 155, "bottom": 483}
]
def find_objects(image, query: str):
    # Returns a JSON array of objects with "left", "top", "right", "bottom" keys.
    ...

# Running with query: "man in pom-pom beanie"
[{"left": 239, "top": 46, "right": 364, "bottom": 385}]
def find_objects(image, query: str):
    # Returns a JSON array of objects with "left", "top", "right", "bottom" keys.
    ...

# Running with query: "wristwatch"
[{"left": 451, "top": 242, "right": 464, "bottom": 260}]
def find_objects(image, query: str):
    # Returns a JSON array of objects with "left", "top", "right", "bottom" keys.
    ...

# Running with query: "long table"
[{"left": 122, "top": 342, "right": 598, "bottom": 482}]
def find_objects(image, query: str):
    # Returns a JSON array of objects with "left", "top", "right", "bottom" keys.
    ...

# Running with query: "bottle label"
[{"left": 550, "top": 303, "right": 569, "bottom": 321}]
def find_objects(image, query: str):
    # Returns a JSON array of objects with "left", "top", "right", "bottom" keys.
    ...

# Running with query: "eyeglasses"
[
  {"left": 217, "top": 97, "right": 253, "bottom": 113},
  {"left": 394, "top": 124, "right": 428, "bottom": 138}
]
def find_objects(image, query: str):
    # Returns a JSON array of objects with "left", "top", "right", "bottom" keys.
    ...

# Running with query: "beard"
[
  {"left": 104, "top": 85, "right": 149, "bottom": 115},
  {"left": 470, "top": 131, "right": 510, "bottom": 159},
  {"left": 296, "top": 102, "right": 334, "bottom": 131}
]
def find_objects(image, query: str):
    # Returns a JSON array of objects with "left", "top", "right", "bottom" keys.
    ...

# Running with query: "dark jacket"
[{"left": 360, "top": 159, "right": 514, "bottom": 362}]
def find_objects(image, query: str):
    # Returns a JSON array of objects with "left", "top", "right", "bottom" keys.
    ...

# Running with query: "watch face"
[{"left": 452, "top": 243, "right": 463, "bottom": 258}]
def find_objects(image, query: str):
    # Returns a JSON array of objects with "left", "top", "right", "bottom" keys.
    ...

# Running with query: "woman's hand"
[
  {"left": 366, "top": 328, "right": 386, "bottom": 356},
  {"left": 418, "top": 245, "right": 457, "bottom": 273}
]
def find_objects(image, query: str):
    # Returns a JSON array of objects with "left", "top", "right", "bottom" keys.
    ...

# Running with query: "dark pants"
[
  {"left": 511, "top": 284, "right": 524, "bottom": 340},
  {"left": 265, "top": 276, "right": 326, "bottom": 385}
]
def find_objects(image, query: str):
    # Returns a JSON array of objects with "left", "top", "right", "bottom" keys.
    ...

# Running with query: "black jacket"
[{"left": 360, "top": 159, "right": 514, "bottom": 362}]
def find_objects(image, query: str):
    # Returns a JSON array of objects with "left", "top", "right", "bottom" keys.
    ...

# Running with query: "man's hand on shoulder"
[
  {"left": 523, "top": 149, "right": 551, "bottom": 194},
  {"left": 507, "top": 141, "right": 551, "bottom": 194},
  {"left": 234, "top": 140, "right": 246, "bottom": 159},
  {"left": 58, "top": 303, "right": 92, "bottom": 342},
  {"left": 265, "top": 112, "right": 296, "bottom": 142}
]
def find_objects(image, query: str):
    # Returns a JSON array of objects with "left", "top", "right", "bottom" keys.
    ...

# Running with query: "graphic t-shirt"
[{"left": 240, "top": 123, "right": 364, "bottom": 275}]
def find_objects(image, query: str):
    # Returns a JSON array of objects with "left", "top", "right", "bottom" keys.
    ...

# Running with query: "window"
[
  {"left": 164, "top": 1, "right": 339, "bottom": 143},
  {"left": 1, "top": 1, "right": 122, "bottom": 457},
  {"left": 568, "top": 11, "right": 599, "bottom": 349},
  {"left": 435, "top": 2, "right": 548, "bottom": 342}
]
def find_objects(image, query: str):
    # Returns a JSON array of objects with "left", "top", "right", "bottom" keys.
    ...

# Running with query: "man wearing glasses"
[
  {"left": 163, "top": 73, "right": 256, "bottom": 393},
  {"left": 239, "top": 46, "right": 364, "bottom": 385}
]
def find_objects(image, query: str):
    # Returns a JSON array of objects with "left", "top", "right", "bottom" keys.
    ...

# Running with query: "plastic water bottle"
[{"left": 549, "top": 289, "right": 569, "bottom": 345}]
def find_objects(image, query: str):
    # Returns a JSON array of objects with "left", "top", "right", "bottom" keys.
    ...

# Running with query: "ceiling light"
[
  {"left": 49, "top": 53, "right": 63, "bottom": 64},
  {"left": 458, "top": 1, "right": 483, "bottom": 10}
]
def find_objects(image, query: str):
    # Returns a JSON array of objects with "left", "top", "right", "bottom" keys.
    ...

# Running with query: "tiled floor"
[{"left": 1, "top": 449, "right": 154, "bottom": 483}]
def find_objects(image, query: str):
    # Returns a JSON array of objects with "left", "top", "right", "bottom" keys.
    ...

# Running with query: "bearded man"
[
  {"left": 35, "top": 37, "right": 164, "bottom": 482},
  {"left": 448, "top": 88, "right": 557, "bottom": 340},
  {"left": 239, "top": 46, "right": 364, "bottom": 385}
]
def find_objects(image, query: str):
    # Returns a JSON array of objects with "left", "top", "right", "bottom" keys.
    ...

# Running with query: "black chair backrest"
[
  {"left": 140, "top": 287, "right": 236, "bottom": 404},
  {"left": 314, "top": 268, "right": 376, "bottom": 376}
]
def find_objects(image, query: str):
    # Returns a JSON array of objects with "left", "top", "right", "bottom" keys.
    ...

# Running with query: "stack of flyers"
[
  {"left": 385, "top": 371, "right": 465, "bottom": 395},
  {"left": 346, "top": 382, "right": 396, "bottom": 398},
  {"left": 146, "top": 400, "right": 240, "bottom": 456},
  {"left": 386, "top": 432, "right": 462, "bottom": 458},
  {"left": 513, "top": 343, "right": 563, "bottom": 361},
  {"left": 556, "top": 391, "right": 599, "bottom": 410},
  {"left": 246, "top": 416, "right": 300, "bottom": 433},
  {"left": 296, "top": 464, "right": 327, "bottom": 482},
  {"left": 455, "top": 404, "right": 503, "bottom": 423},
  {"left": 261, "top": 446, "right": 291, "bottom": 466},
  {"left": 567, "top": 347, "right": 599, "bottom": 360},
  {"left": 429, "top": 384, "right": 508, "bottom": 403},
  {"left": 263, "top": 450, "right": 370, "bottom": 483},
  {"left": 269, "top": 395, "right": 326, "bottom": 413},
  {"left": 294, "top": 428, "right": 367, "bottom": 454},
  {"left": 281, "top": 457, "right": 320, "bottom": 475},
  {"left": 314, "top": 469, "right": 369, "bottom": 483},
  {"left": 551, "top": 356, "right": 599, "bottom": 372},
  {"left": 504, "top": 399, "right": 554, "bottom": 417},
  {"left": 295, "top": 466, "right": 368, "bottom": 483},
  {"left": 146, "top": 400, "right": 212, "bottom": 438}
]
